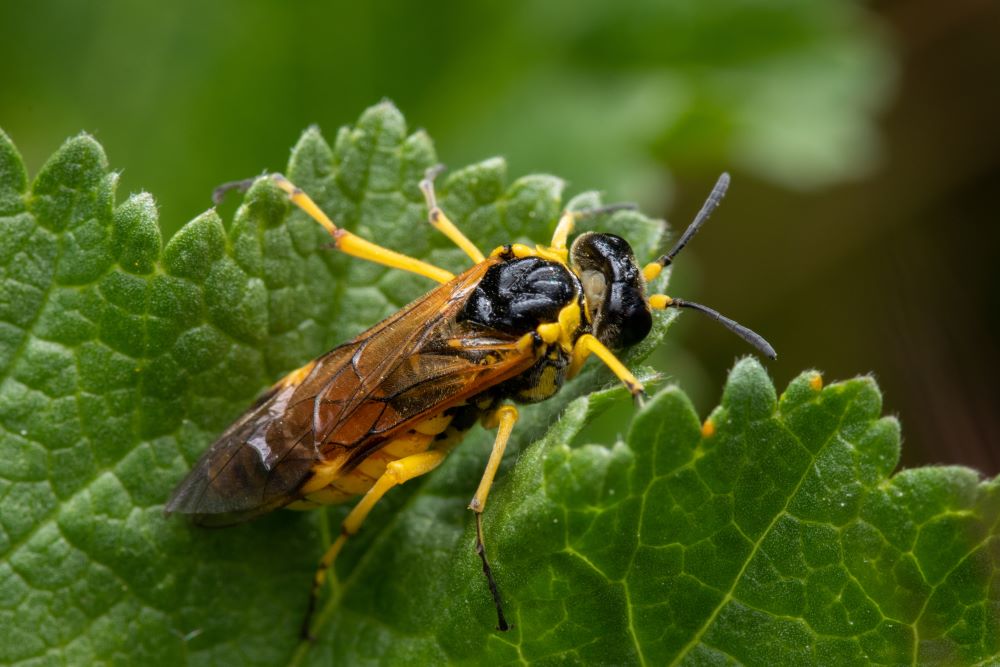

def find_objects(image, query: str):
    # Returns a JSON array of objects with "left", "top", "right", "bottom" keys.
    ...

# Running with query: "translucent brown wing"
[{"left": 165, "top": 258, "right": 536, "bottom": 525}]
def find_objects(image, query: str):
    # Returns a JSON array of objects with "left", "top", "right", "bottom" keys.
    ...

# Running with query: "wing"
[{"left": 165, "top": 258, "right": 536, "bottom": 525}]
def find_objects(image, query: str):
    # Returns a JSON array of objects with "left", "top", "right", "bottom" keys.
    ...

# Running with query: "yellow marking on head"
[
  {"left": 642, "top": 262, "right": 663, "bottom": 283},
  {"left": 517, "top": 332, "right": 536, "bottom": 353},
  {"left": 649, "top": 294, "right": 672, "bottom": 310},
  {"left": 809, "top": 373, "right": 823, "bottom": 392},
  {"left": 701, "top": 419, "right": 716, "bottom": 438}
]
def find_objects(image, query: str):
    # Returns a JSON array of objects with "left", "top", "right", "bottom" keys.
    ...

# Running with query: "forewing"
[
  {"left": 166, "top": 258, "right": 534, "bottom": 525},
  {"left": 320, "top": 327, "right": 536, "bottom": 469},
  {"left": 163, "top": 373, "right": 331, "bottom": 525},
  {"left": 301, "top": 258, "right": 536, "bottom": 464}
]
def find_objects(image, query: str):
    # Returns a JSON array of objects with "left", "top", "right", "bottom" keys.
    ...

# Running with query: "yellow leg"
[
  {"left": 568, "top": 333, "right": 645, "bottom": 397},
  {"left": 468, "top": 405, "right": 518, "bottom": 632},
  {"left": 469, "top": 406, "right": 518, "bottom": 513},
  {"left": 548, "top": 203, "right": 637, "bottom": 263},
  {"left": 549, "top": 209, "right": 578, "bottom": 253},
  {"left": 272, "top": 174, "right": 455, "bottom": 284},
  {"left": 419, "top": 167, "right": 485, "bottom": 264},
  {"left": 301, "top": 449, "right": 449, "bottom": 639}
]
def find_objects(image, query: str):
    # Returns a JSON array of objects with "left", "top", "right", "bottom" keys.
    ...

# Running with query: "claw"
[{"left": 212, "top": 177, "right": 256, "bottom": 205}]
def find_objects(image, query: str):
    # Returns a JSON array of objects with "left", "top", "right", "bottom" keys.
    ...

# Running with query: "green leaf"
[{"left": 1, "top": 108, "right": 996, "bottom": 666}]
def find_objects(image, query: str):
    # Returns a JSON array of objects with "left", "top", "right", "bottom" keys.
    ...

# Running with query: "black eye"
[
  {"left": 602, "top": 283, "right": 652, "bottom": 347},
  {"left": 570, "top": 232, "right": 652, "bottom": 349}
]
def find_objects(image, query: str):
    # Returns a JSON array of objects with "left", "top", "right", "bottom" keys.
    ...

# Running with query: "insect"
[{"left": 166, "top": 166, "right": 776, "bottom": 638}]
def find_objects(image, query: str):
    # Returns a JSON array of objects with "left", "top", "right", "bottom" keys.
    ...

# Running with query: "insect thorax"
[{"left": 460, "top": 254, "right": 585, "bottom": 404}]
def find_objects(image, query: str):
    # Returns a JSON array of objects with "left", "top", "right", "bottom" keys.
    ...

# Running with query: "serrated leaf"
[{"left": 1, "top": 108, "right": 997, "bottom": 666}]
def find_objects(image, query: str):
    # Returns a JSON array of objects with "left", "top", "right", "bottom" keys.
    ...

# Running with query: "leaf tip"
[
  {"left": 444, "top": 157, "right": 509, "bottom": 206},
  {"left": 288, "top": 126, "right": 334, "bottom": 185},
  {"left": 33, "top": 132, "right": 110, "bottom": 196},
  {"left": 628, "top": 384, "right": 700, "bottom": 440},
  {"left": 0, "top": 127, "right": 28, "bottom": 213},
  {"left": 113, "top": 191, "right": 162, "bottom": 275},
  {"left": 164, "top": 208, "right": 226, "bottom": 280},
  {"left": 503, "top": 173, "right": 566, "bottom": 234},
  {"left": 358, "top": 99, "right": 407, "bottom": 140},
  {"left": 780, "top": 368, "right": 826, "bottom": 411},
  {"left": 722, "top": 356, "right": 777, "bottom": 424}
]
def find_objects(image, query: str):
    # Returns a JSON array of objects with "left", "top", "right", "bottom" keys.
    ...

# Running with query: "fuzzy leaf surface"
[{"left": 0, "top": 106, "right": 996, "bottom": 666}]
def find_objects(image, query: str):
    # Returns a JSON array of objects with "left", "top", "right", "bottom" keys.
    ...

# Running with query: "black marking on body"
[{"left": 460, "top": 257, "right": 579, "bottom": 336}]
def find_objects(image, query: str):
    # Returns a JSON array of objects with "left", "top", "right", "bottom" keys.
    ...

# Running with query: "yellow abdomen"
[{"left": 286, "top": 412, "right": 460, "bottom": 509}]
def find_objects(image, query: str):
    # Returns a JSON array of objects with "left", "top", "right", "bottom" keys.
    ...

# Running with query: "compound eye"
[
  {"left": 599, "top": 285, "right": 652, "bottom": 348},
  {"left": 571, "top": 232, "right": 652, "bottom": 349}
]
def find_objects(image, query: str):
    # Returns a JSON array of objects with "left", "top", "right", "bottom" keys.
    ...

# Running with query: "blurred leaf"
[
  {"left": 2, "top": 105, "right": 995, "bottom": 666},
  {"left": 0, "top": 1, "right": 894, "bottom": 229},
  {"left": 438, "top": 0, "right": 893, "bottom": 203}
]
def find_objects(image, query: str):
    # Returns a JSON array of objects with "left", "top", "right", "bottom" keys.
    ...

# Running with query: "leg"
[
  {"left": 550, "top": 203, "right": 638, "bottom": 253},
  {"left": 548, "top": 209, "right": 578, "bottom": 258},
  {"left": 272, "top": 174, "right": 455, "bottom": 284},
  {"left": 469, "top": 406, "right": 518, "bottom": 513},
  {"left": 469, "top": 405, "right": 519, "bottom": 632},
  {"left": 301, "top": 449, "right": 449, "bottom": 639},
  {"left": 568, "top": 333, "right": 645, "bottom": 398},
  {"left": 419, "top": 166, "right": 485, "bottom": 264}
]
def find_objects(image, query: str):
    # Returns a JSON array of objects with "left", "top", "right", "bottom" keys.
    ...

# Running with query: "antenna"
[
  {"left": 663, "top": 297, "right": 777, "bottom": 359},
  {"left": 653, "top": 172, "right": 730, "bottom": 268},
  {"left": 645, "top": 173, "right": 776, "bottom": 360}
]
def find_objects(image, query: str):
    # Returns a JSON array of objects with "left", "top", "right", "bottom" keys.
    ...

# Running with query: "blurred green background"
[{"left": 1, "top": 0, "right": 996, "bottom": 473}]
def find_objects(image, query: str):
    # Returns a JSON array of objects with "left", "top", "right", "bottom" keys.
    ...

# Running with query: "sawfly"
[{"left": 166, "top": 166, "right": 776, "bottom": 638}]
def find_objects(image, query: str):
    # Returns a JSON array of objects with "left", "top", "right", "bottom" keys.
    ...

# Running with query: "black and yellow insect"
[{"left": 165, "top": 167, "right": 775, "bottom": 637}]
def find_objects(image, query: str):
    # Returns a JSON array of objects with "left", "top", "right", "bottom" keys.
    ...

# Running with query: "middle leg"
[{"left": 419, "top": 166, "right": 486, "bottom": 264}]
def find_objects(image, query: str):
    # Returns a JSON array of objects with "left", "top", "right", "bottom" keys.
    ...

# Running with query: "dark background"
[{"left": 1, "top": 0, "right": 996, "bottom": 473}]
